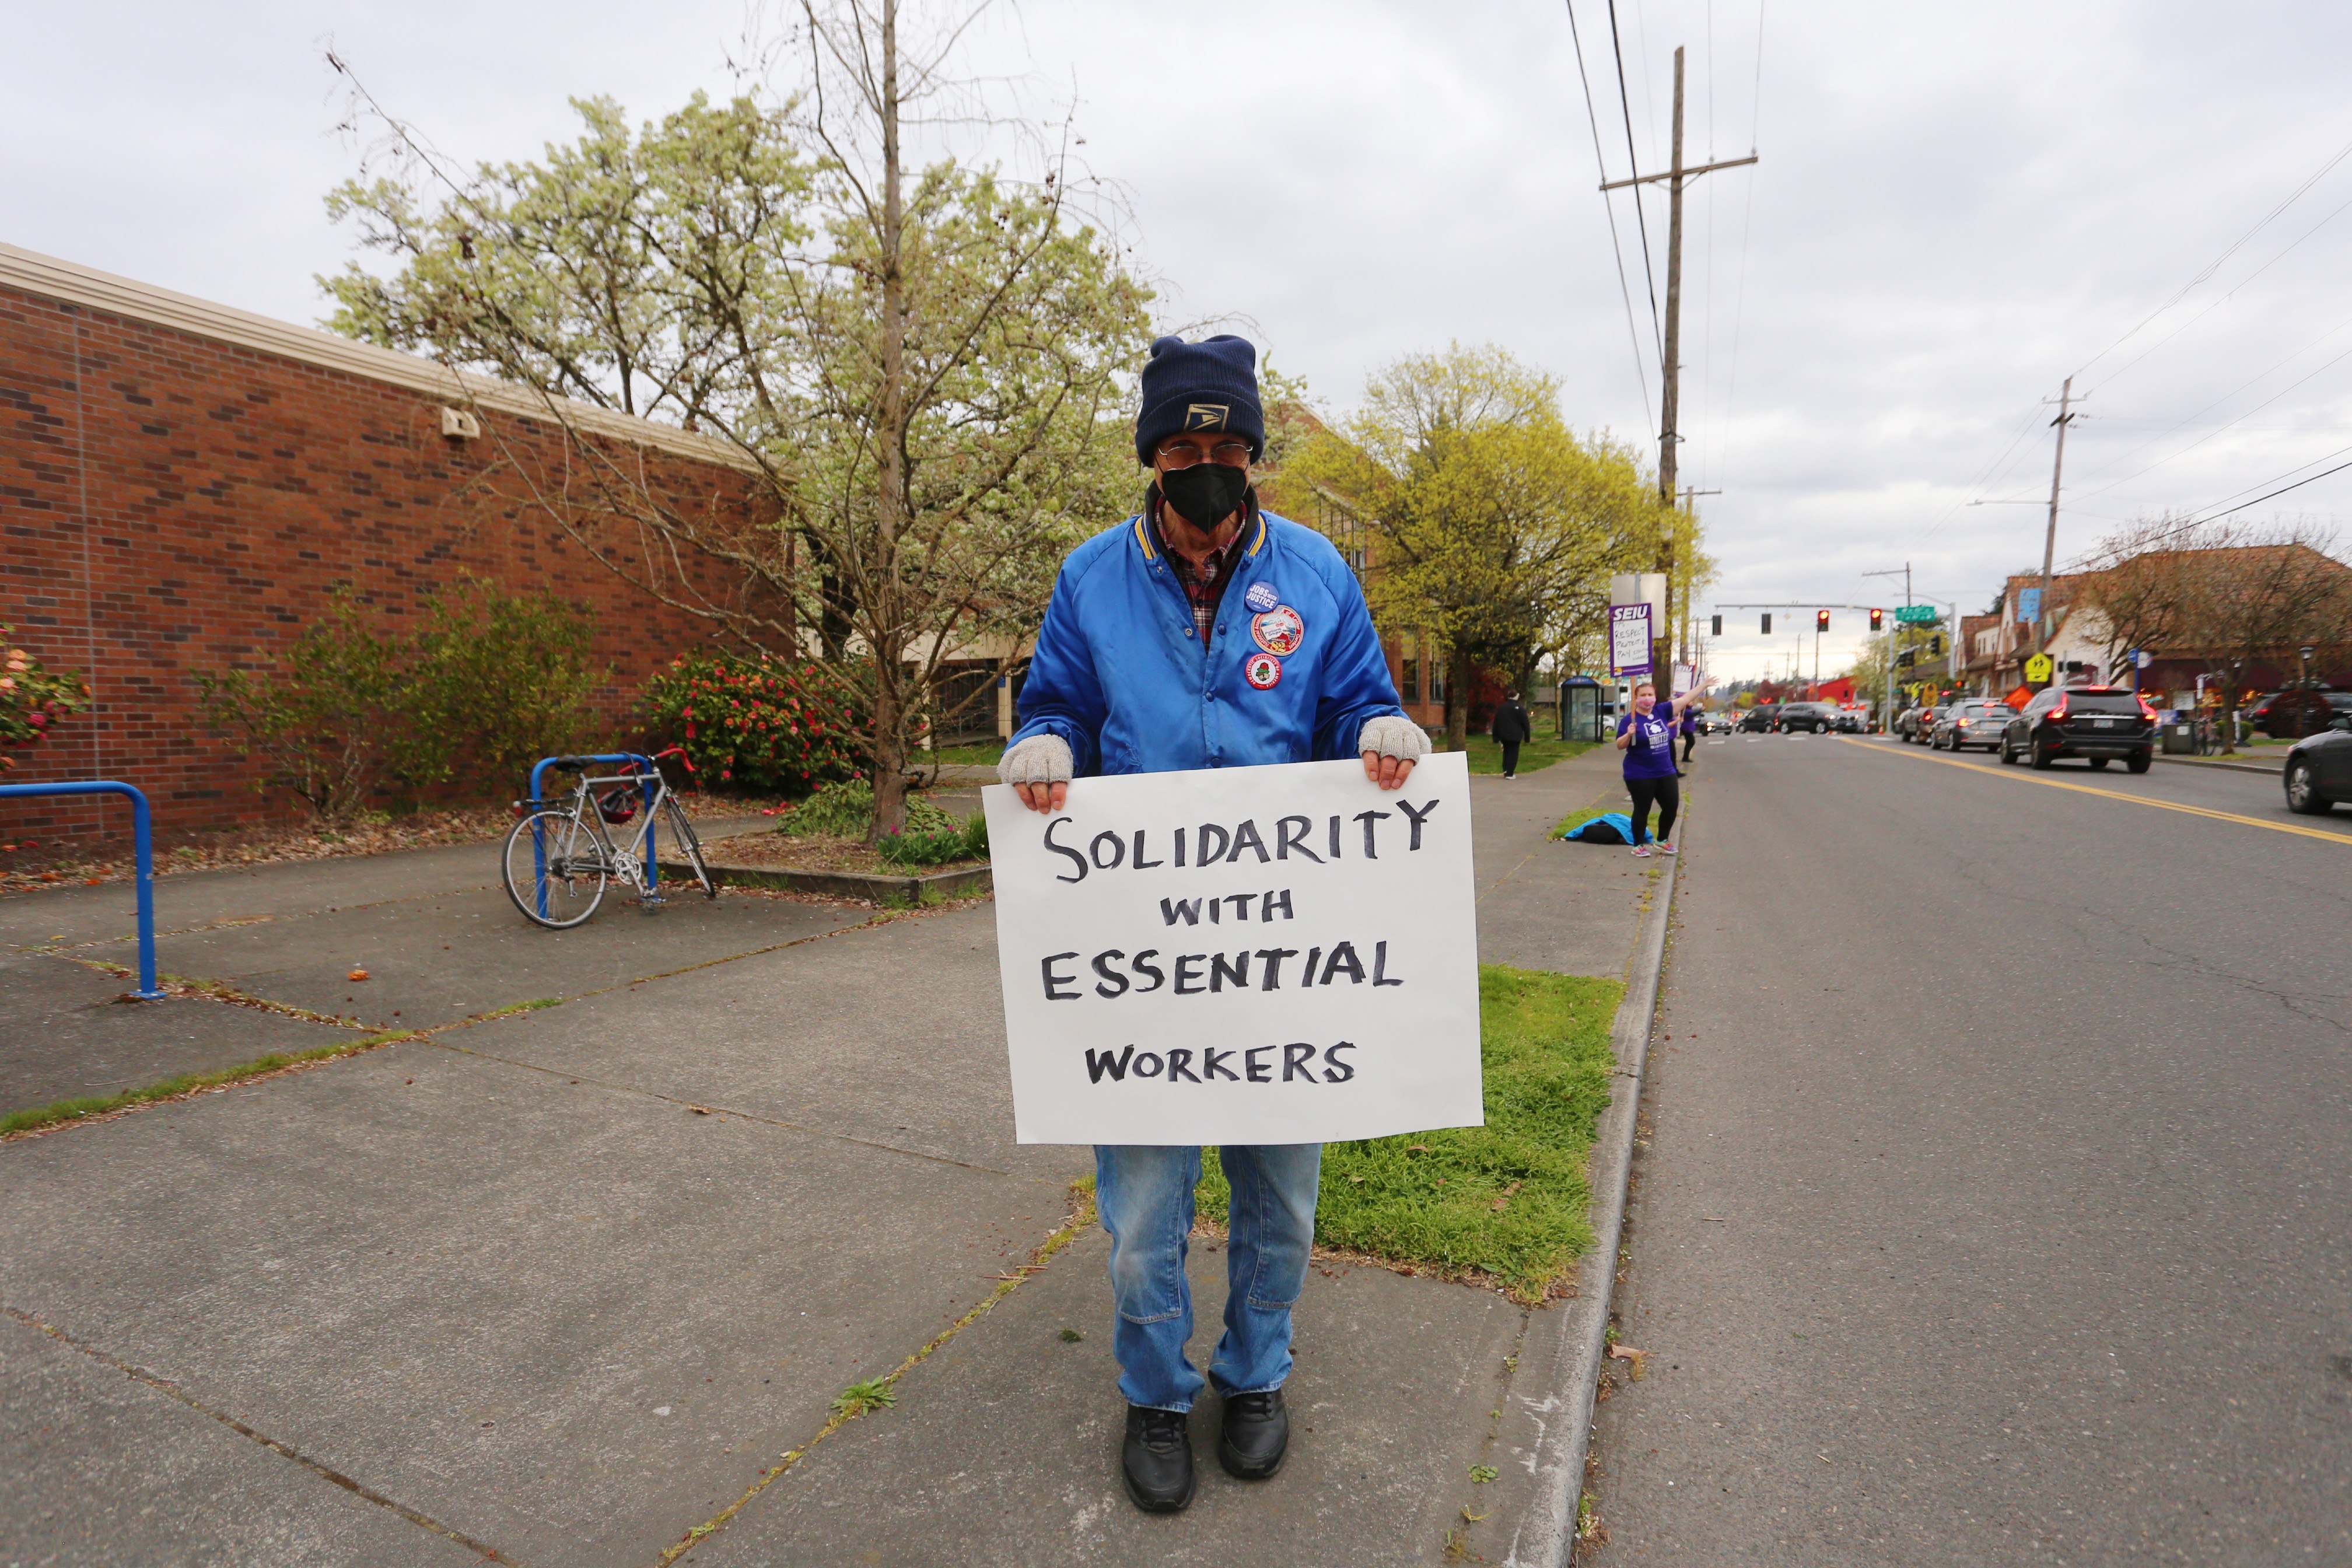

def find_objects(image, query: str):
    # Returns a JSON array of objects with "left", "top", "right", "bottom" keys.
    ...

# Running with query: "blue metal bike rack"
[
  {"left": 523, "top": 754, "right": 661, "bottom": 918},
  {"left": 0, "top": 779, "right": 166, "bottom": 998}
]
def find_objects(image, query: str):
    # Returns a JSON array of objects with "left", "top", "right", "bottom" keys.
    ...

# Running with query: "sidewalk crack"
[{"left": 3, "top": 1304, "right": 510, "bottom": 1562}]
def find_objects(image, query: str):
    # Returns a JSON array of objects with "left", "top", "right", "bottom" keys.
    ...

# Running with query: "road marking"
[{"left": 1837, "top": 737, "right": 2352, "bottom": 845}]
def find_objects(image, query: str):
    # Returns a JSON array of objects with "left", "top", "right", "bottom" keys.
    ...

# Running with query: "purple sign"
[{"left": 1609, "top": 603, "right": 1654, "bottom": 678}]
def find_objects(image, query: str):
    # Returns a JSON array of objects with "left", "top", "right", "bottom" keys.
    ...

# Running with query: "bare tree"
[{"left": 2078, "top": 517, "right": 2352, "bottom": 752}]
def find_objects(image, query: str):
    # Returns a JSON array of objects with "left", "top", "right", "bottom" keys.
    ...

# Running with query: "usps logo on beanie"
[{"left": 1186, "top": 404, "right": 1229, "bottom": 431}]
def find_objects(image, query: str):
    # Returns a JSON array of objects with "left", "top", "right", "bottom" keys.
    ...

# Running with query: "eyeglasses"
[{"left": 1155, "top": 439, "right": 1253, "bottom": 470}]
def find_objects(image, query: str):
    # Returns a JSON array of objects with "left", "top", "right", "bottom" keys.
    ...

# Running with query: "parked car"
[
  {"left": 2000, "top": 685, "right": 2156, "bottom": 771},
  {"left": 1738, "top": 704, "right": 1782, "bottom": 733},
  {"left": 1776, "top": 701, "right": 1842, "bottom": 734},
  {"left": 2283, "top": 712, "right": 2352, "bottom": 814},
  {"left": 1932, "top": 699, "right": 2017, "bottom": 752},
  {"left": 2253, "top": 687, "right": 2342, "bottom": 740},
  {"left": 1896, "top": 702, "right": 1944, "bottom": 744}
]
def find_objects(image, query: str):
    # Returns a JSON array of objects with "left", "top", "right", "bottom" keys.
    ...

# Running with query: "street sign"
[
  {"left": 2134, "top": 649, "right": 2153, "bottom": 669},
  {"left": 1894, "top": 605, "right": 1937, "bottom": 624},
  {"left": 2024, "top": 653, "right": 2053, "bottom": 684}
]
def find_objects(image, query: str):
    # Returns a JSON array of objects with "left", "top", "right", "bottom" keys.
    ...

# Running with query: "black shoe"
[
  {"left": 1217, "top": 1388, "right": 1289, "bottom": 1479},
  {"left": 1122, "top": 1405, "right": 1195, "bottom": 1513}
]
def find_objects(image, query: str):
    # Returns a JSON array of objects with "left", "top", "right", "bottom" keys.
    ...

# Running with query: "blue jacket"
[{"left": 1012, "top": 507, "right": 1406, "bottom": 775}]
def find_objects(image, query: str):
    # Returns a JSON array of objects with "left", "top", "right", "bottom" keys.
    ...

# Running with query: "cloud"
[{"left": 8, "top": 0, "right": 2350, "bottom": 678}]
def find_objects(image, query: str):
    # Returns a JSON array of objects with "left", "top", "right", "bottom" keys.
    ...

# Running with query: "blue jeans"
[{"left": 1093, "top": 1143, "right": 1322, "bottom": 1412}]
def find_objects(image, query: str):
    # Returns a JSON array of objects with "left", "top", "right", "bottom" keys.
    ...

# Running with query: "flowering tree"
[{"left": 320, "top": 1, "right": 1151, "bottom": 837}]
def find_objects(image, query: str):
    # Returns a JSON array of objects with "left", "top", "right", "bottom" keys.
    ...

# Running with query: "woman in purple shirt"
[{"left": 1615, "top": 678, "right": 1712, "bottom": 856}]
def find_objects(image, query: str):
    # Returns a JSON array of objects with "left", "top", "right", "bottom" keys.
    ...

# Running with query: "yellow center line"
[{"left": 1835, "top": 737, "right": 2352, "bottom": 846}]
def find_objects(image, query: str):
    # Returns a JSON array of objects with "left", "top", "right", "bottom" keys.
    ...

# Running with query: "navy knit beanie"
[{"left": 1134, "top": 334, "right": 1264, "bottom": 464}]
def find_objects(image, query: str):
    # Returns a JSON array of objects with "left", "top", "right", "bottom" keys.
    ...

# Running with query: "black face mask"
[{"left": 1158, "top": 461, "right": 1250, "bottom": 531}]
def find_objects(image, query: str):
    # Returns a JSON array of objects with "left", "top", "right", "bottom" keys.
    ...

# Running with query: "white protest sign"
[{"left": 984, "top": 752, "right": 1483, "bottom": 1146}]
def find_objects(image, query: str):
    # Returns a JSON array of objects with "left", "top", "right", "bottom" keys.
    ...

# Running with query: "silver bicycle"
[{"left": 502, "top": 748, "right": 716, "bottom": 929}]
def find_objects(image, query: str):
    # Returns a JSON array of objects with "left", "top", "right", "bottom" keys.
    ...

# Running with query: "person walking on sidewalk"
[
  {"left": 998, "top": 333, "right": 1427, "bottom": 1515},
  {"left": 1492, "top": 689, "right": 1531, "bottom": 778},
  {"left": 1617, "top": 677, "right": 1710, "bottom": 856},
  {"left": 1677, "top": 699, "right": 1701, "bottom": 775}
]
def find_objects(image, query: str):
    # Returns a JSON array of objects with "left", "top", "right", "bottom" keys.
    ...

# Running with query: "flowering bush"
[
  {"left": 641, "top": 652, "right": 864, "bottom": 796},
  {"left": 0, "top": 626, "right": 89, "bottom": 771}
]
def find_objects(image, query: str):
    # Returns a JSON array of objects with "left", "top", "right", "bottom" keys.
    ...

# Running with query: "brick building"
[{"left": 2, "top": 243, "right": 773, "bottom": 848}]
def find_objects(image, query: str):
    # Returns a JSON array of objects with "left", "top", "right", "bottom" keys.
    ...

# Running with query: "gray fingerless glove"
[
  {"left": 1356, "top": 715, "right": 1433, "bottom": 760},
  {"left": 999, "top": 733, "right": 1073, "bottom": 789}
]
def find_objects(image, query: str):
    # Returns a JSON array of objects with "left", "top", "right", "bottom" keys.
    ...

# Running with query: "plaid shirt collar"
[{"left": 1147, "top": 488, "right": 1255, "bottom": 644}]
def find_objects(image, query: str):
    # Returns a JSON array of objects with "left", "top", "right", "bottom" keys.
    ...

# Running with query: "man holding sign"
[{"left": 998, "top": 334, "right": 1437, "bottom": 1513}]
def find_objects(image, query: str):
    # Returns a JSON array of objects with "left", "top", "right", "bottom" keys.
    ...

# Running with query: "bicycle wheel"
[
  {"left": 503, "top": 810, "right": 608, "bottom": 929},
  {"left": 660, "top": 796, "right": 719, "bottom": 900}
]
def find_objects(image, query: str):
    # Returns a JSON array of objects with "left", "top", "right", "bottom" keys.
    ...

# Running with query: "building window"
[
  {"left": 1400, "top": 632, "right": 1419, "bottom": 704},
  {"left": 1304, "top": 496, "right": 1367, "bottom": 584}
]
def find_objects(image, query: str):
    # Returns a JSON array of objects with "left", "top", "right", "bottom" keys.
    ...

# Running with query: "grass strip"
[
  {"left": 1195, "top": 964, "right": 1621, "bottom": 1303},
  {"left": 1, "top": 1031, "right": 422, "bottom": 1138},
  {"left": 656, "top": 1180, "right": 1097, "bottom": 1566},
  {"left": 1440, "top": 735, "right": 1600, "bottom": 776}
]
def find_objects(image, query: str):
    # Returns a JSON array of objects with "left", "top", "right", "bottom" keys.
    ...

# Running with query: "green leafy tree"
[
  {"left": 1294, "top": 344, "right": 1667, "bottom": 747},
  {"left": 320, "top": 2, "right": 1151, "bottom": 838}
]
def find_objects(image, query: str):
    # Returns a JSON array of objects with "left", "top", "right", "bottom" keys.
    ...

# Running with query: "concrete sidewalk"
[{"left": 2, "top": 758, "right": 1660, "bottom": 1567}]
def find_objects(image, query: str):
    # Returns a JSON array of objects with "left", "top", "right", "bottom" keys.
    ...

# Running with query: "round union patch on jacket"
[
  {"left": 1244, "top": 652, "right": 1283, "bottom": 690},
  {"left": 1242, "top": 582, "right": 1279, "bottom": 612},
  {"left": 1250, "top": 605, "right": 1305, "bottom": 656}
]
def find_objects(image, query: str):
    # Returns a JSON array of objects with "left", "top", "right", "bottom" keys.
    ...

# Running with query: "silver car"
[{"left": 1934, "top": 699, "right": 2017, "bottom": 752}]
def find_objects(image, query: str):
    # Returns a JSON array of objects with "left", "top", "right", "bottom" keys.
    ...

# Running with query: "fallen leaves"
[
  {"left": 1608, "top": 1344, "right": 1651, "bottom": 1380},
  {"left": 346, "top": 968, "right": 369, "bottom": 982}
]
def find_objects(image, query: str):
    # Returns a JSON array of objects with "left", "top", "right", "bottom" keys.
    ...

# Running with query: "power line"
[
  {"left": 1605, "top": 0, "right": 1664, "bottom": 360},
  {"left": 2082, "top": 179, "right": 2352, "bottom": 398},
  {"left": 2073, "top": 126, "right": 2352, "bottom": 386},
  {"left": 1566, "top": 0, "right": 1654, "bottom": 414}
]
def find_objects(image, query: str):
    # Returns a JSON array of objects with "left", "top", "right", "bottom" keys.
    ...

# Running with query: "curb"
[
  {"left": 1503, "top": 845, "right": 1679, "bottom": 1567},
  {"left": 662, "top": 857, "right": 991, "bottom": 904},
  {"left": 2152, "top": 755, "right": 2286, "bottom": 777}
]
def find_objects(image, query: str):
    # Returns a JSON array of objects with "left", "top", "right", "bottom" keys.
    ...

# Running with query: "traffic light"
[
  {"left": 1711, "top": 614, "right": 1723, "bottom": 638},
  {"left": 1816, "top": 609, "right": 1831, "bottom": 632},
  {"left": 1929, "top": 635, "right": 1944, "bottom": 656},
  {"left": 1868, "top": 607, "right": 1884, "bottom": 632},
  {"left": 1761, "top": 613, "right": 1772, "bottom": 635},
  {"left": 1898, "top": 650, "right": 1916, "bottom": 669}
]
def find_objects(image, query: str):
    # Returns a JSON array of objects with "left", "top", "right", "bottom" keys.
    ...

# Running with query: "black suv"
[
  {"left": 2000, "top": 686, "right": 2155, "bottom": 772},
  {"left": 1776, "top": 701, "right": 1841, "bottom": 734},
  {"left": 1737, "top": 704, "right": 1781, "bottom": 733}
]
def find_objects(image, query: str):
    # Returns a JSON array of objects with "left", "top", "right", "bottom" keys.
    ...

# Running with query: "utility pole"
[
  {"left": 1676, "top": 484, "right": 1720, "bottom": 667},
  {"left": 2034, "top": 378, "right": 2082, "bottom": 661},
  {"left": 1602, "top": 47, "right": 1755, "bottom": 688}
]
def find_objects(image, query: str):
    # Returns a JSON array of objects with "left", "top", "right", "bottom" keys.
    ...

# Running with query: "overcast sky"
[{"left": 11, "top": 1, "right": 2352, "bottom": 679}]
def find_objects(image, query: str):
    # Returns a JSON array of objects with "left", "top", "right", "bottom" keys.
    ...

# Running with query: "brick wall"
[{"left": 2, "top": 279, "right": 777, "bottom": 848}]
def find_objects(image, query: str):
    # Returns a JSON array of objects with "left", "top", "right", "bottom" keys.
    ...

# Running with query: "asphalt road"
[{"left": 1586, "top": 732, "right": 2351, "bottom": 1566}]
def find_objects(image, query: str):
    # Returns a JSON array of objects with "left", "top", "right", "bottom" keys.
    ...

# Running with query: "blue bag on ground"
[{"left": 1562, "top": 811, "right": 1636, "bottom": 845}]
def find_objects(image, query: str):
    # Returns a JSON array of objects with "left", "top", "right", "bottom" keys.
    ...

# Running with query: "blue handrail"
[
  {"left": 1, "top": 779, "right": 165, "bottom": 998},
  {"left": 523, "top": 754, "right": 661, "bottom": 917}
]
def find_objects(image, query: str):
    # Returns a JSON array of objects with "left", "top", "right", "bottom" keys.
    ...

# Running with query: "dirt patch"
[{"left": 712, "top": 831, "right": 986, "bottom": 878}]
